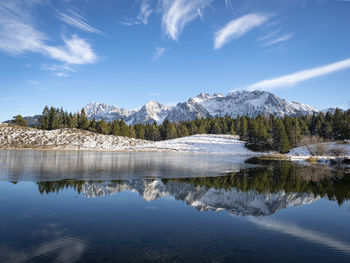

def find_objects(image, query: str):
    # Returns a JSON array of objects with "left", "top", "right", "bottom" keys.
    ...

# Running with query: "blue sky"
[{"left": 0, "top": 0, "right": 349, "bottom": 121}]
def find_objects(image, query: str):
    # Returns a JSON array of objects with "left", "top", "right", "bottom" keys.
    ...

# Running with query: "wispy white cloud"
[
  {"left": 57, "top": 9, "right": 104, "bottom": 35},
  {"left": 137, "top": 0, "right": 153, "bottom": 25},
  {"left": 43, "top": 35, "right": 97, "bottom": 65},
  {"left": 224, "top": 0, "right": 232, "bottom": 8},
  {"left": 0, "top": 0, "right": 98, "bottom": 73},
  {"left": 263, "top": 33, "right": 293, "bottom": 46},
  {"left": 214, "top": 13, "right": 269, "bottom": 49},
  {"left": 120, "top": 0, "right": 153, "bottom": 26},
  {"left": 161, "top": 0, "right": 212, "bottom": 40},
  {"left": 118, "top": 20, "right": 137, "bottom": 26},
  {"left": 41, "top": 63, "right": 75, "bottom": 77},
  {"left": 258, "top": 28, "right": 282, "bottom": 41},
  {"left": 0, "top": 1, "right": 46, "bottom": 55},
  {"left": 153, "top": 46, "right": 166, "bottom": 60},
  {"left": 247, "top": 57, "right": 350, "bottom": 91}
]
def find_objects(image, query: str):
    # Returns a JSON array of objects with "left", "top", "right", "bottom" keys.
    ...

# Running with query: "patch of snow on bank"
[
  {"left": 287, "top": 141, "right": 350, "bottom": 160},
  {"left": 135, "top": 134, "right": 258, "bottom": 155}
]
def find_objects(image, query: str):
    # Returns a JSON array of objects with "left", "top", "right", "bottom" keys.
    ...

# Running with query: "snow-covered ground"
[
  {"left": 0, "top": 124, "right": 146, "bottom": 151},
  {"left": 0, "top": 124, "right": 259, "bottom": 155},
  {"left": 2, "top": 123, "right": 348, "bottom": 161},
  {"left": 134, "top": 134, "right": 258, "bottom": 155},
  {"left": 287, "top": 141, "right": 350, "bottom": 161}
]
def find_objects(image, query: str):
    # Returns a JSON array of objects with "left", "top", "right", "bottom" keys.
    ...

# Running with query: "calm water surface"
[{"left": 0, "top": 150, "right": 349, "bottom": 263}]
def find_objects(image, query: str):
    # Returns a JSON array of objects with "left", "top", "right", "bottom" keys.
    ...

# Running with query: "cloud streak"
[
  {"left": 263, "top": 33, "right": 293, "bottom": 46},
  {"left": 247, "top": 58, "right": 350, "bottom": 90},
  {"left": 138, "top": 0, "right": 153, "bottom": 25},
  {"left": 120, "top": 0, "right": 153, "bottom": 26},
  {"left": 161, "top": 0, "right": 212, "bottom": 40},
  {"left": 57, "top": 9, "right": 104, "bottom": 35},
  {"left": 0, "top": 0, "right": 98, "bottom": 72},
  {"left": 214, "top": 13, "right": 269, "bottom": 49}
]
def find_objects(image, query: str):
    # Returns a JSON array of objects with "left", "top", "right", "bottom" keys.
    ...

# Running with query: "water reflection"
[
  {"left": 35, "top": 162, "right": 350, "bottom": 217},
  {"left": 0, "top": 236, "right": 86, "bottom": 263},
  {"left": 1, "top": 151, "right": 350, "bottom": 262},
  {"left": 0, "top": 150, "right": 250, "bottom": 181},
  {"left": 249, "top": 217, "right": 350, "bottom": 255}
]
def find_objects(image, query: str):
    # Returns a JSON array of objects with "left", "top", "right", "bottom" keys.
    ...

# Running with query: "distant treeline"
[{"left": 10, "top": 106, "right": 350, "bottom": 153}]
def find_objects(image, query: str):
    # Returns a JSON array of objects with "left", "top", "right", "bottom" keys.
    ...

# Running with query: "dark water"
[{"left": 0, "top": 150, "right": 350, "bottom": 263}]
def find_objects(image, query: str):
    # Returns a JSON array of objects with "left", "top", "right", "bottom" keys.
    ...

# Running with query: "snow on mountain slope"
[
  {"left": 196, "top": 90, "right": 318, "bottom": 118},
  {"left": 80, "top": 179, "right": 319, "bottom": 217},
  {"left": 84, "top": 90, "right": 319, "bottom": 124},
  {"left": 128, "top": 101, "right": 172, "bottom": 124},
  {"left": 84, "top": 102, "right": 133, "bottom": 122}
]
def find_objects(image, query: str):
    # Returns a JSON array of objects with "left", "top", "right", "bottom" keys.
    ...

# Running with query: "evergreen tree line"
[{"left": 12, "top": 106, "right": 350, "bottom": 153}]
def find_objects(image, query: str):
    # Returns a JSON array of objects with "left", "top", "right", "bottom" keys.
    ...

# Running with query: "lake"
[{"left": 0, "top": 150, "right": 349, "bottom": 263}]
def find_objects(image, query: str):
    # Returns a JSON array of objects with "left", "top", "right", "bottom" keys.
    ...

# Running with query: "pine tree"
[
  {"left": 272, "top": 119, "right": 290, "bottom": 153},
  {"left": 178, "top": 124, "right": 189, "bottom": 137},
  {"left": 77, "top": 109, "right": 89, "bottom": 130},
  {"left": 188, "top": 122, "right": 198, "bottom": 135},
  {"left": 238, "top": 117, "right": 248, "bottom": 140},
  {"left": 136, "top": 125, "right": 145, "bottom": 139},
  {"left": 120, "top": 119, "right": 129, "bottom": 137},
  {"left": 129, "top": 125, "right": 136, "bottom": 138},
  {"left": 89, "top": 119, "right": 98, "bottom": 132},
  {"left": 98, "top": 119, "right": 109, "bottom": 135},
  {"left": 67, "top": 113, "right": 77, "bottom": 128},
  {"left": 150, "top": 123, "right": 161, "bottom": 141},
  {"left": 48, "top": 107, "right": 59, "bottom": 130},
  {"left": 11, "top": 115, "right": 27, "bottom": 127},
  {"left": 290, "top": 118, "right": 301, "bottom": 147},
  {"left": 110, "top": 120, "right": 121, "bottom": 136},
  {"left": 197, "top": 123, "right": 206, "bottom": 134},
  {"left": 40, "top": 106, "right": 50, "bottom": 129},
  {"left": 211, "top": 118, "right": 222, "bottom": 134},
  {"left": 166, "top": 123, "right": 177, "bottom": 139}
]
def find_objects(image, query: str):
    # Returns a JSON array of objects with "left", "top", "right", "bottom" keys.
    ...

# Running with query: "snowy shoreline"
[
  {"left": 0, "top": 124, "right": 259, "bottom": 155},
  {"left": 0, "top": 124, "right": 349, "bottom": 162}
]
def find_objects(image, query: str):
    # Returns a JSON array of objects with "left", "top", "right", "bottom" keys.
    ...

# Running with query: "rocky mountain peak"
[{"left": 83, "top": 90, "right": 320, "bottom": 124}]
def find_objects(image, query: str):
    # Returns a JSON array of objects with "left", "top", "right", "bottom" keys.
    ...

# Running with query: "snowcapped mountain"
[
  {"left": 84, "top": 102, "right": 133, "bottom": 122},
  {"left": 84, "top": 90, "right": 319, "bottom": 124},
  {"left": 80, "top": 179, "right": 319, "bottom": 217},
  {"left": 127, "top": 101, "right": 172, "bottom": 124}
]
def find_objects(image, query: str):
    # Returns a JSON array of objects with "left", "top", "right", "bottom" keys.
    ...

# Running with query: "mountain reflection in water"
[{"left": 35, "top": 162, "right": 350, "bottom": 217}]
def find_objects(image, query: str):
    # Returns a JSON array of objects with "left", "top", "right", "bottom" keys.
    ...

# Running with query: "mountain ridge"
[{"left": 84, "top": 90, "right": 320, "bottom": 125}]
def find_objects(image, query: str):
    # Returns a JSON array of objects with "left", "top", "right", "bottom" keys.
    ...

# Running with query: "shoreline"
[{"left": 1, "top": 124, "right": 349, "bottom": 162}]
